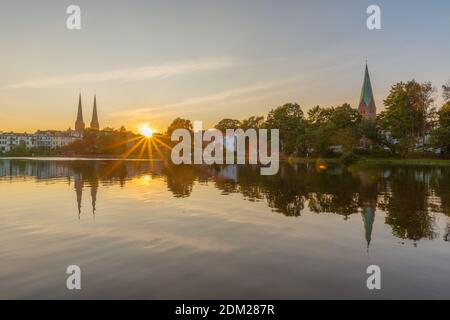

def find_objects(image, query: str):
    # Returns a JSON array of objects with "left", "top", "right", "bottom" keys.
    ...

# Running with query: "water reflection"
[{"left": 1, "top": 159, "right": 450, "bottom": 246}]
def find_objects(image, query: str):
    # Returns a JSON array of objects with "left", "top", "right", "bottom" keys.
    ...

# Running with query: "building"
[
  {"left": 76, "top": 93, "right": 100, "bottom": 131},
  {"left": 358, "top": 63, "right": 377, "bottom": 121},
  {"left": 0, "top": 94, "right": 99, "bottom": 153},
  {"left": 0, "top": 130, "right": 82, "bottom": 152},
  {"left": 75, "top": 93, "right": 85, "bottom": 132},
  {"left": 35, "top": 130, "right": 82, "bottom": 148},
  {"left": 0, "top": 132, "right": 35, "bottom": 152},
  {"left": 90, "top": 94, "right": 100, "bottom": 130}
]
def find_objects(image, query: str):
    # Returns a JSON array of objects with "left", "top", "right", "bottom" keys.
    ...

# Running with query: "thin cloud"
[
  {"left": 109, "top": 79, "right": 298, "bottom": 119},
  {"left": 3, "top": 58, "right": 234, "bottom": 89}
]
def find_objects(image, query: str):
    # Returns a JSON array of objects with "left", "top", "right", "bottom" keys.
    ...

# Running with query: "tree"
[
  {"left": 443, "top": 79, "right": 450, "bottom": 103},
  {"left": 307, "top": 105, "right": 333, "bottom": 125},
  {"left": 377, "top": 80, "right": 435, "bottom": 156},
  {"left": 240, "top": 116, "right": 264, "bottom": 130},
  {"left": 214, "top": 118, "right": 241, "bottom": 132},
  {"left": 430, "top": 102, "right": 450, "bottom": 155},
  {"left": 265, "top": 103, "right": 306, "bottom": 155},
  {"left": 166, "top": 118, "right": 193, "bottom": 136},
  {"left": 305, "top": 103, "right": 362, "bottom": 155}
]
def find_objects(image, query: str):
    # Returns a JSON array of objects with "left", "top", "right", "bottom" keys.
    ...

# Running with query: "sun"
[{"left": 138, "top": 123, "right": 154, "bottom": 138}]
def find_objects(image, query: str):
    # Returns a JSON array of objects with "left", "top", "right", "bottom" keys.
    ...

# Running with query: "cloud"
[
  {"left": 108, "top": 78, "right": 298, "bottom": 120},
  {"left": 3, "top": 58, "right": 234, "bottom": 89}
]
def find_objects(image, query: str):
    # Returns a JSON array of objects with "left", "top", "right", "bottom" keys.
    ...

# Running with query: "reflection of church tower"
[
  {"left": 90, "top": 177, "right": 99, "bottom": 216},
  {"left": 361, "top": 207, "right": 375, "bottom": 248},
  {"left": 90, "top": 95, "right": 100, "bottom": 130},
  {"left": 75, "top": 93, "right": 85, "bottom": 132},
  {"left": 74, "top": 173, "right": 83, "bottom": 218},
  {"left": 74, "top": 172, "right": 99, "bottom": 218},
  {"left": 358, "top": 63, "right": 377, "bottom": 121},
  {"left": 356, "top": 169, "right": 378, "bottom": 248}
]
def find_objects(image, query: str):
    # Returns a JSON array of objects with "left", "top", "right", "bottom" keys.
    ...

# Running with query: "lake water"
[{"left": 0, "top": 158, "right": 449, "bottom": 299}]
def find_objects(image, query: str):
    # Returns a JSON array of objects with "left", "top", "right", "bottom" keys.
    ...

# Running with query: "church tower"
[
  {"left": 358, "top": 63, "right": 377, "bottom": 121},
  {"left": 75, "top": 93, "right": 85, "bottom": 131},
  {"left": 90, "top": 94, "right": 100, "bottom": 130}
]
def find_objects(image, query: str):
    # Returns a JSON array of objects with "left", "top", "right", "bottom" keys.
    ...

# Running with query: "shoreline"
[
  {"left": 290, "top": 157, "right": 450, "bottom": 167},
  {"left": 2, "top": 155, "right": 450, "bottom": 166},
  {"left": 0, "top": 156, "right": 165, "bottom": 161}
]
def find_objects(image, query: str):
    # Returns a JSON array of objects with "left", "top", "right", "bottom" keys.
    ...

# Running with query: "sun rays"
[{"left": 100, "top": 129, "right": 173, "bottom": 179}]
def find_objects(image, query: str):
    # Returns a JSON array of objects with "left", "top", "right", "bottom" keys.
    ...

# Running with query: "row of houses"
[
  {"left": 0, "top": 130, "right": 82, "bottom": 153},
  {"left": 0, "top": 94, "right": 99, "bottom": 153}
]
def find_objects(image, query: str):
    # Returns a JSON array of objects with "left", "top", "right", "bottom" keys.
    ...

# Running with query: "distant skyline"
[{"left": 1, "top": 0, "right": 449, "bottom": 133}]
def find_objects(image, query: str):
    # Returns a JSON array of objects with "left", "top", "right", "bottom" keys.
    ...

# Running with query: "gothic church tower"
[
  {"left": 75, "top": 93, "right": 85, "bottom": 131},
  {"left": 90, "top": 94, "right": 100, "bottom": 130},
  {"left": 358, "top": 63, "right": 377, "bottom": 121}
]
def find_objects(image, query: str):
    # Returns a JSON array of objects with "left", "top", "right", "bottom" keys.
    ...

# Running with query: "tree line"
[
  {"left": 3, "top": 78, "right": 449, "bottom": 159},
  {"left": 166, "top": 78, "right": 450, "bottom": 158}
]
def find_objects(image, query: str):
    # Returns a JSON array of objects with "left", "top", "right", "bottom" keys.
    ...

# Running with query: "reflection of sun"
[{"left": 138, "top": 123, "right": 154, "bottom": 138}]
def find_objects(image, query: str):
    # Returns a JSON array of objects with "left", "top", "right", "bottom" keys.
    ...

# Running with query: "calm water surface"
[{"left": 0, "top": 158, "right": 449, "bottom": 299}]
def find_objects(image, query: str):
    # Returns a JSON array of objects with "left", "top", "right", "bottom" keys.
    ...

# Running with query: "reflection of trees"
[
  {"left": 306, "top": 168, "right": 360, "bottom": 218},
  {"left": 163, "top": 164, "right": 197, "bottom": 198},
  {"left": 444, "top": 223, "right": 450, "bottom": 242},
  {"left": 1, "top": 159, "right": 449, "bottom": 244},
  {"left": 378, "top": 167, "right": 437, "bottom": 241},
  {"left": 214, "top": 164, "right": 307, "bottom": 216},
  {"left": 263, "top": 168, "right": 306, "bottom": 217},
  {"left": 431, "top": 169, "right": 450, "bottom": 217}
]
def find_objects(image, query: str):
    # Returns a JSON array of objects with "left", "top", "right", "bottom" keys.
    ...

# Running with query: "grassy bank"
[
  {"left": 290, "top": 156, "right": 450, "bottom": 167},
  {"left": 357, "top": 158, "right": 450, "bottom": 166}
]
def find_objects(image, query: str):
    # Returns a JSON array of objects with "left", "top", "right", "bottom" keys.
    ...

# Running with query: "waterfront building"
[
  {"left": 0, "top": 132, "right": 36, "bottom": 152},
  {"left": 0, "top": 94, "right": 100, "bottom": 153}
]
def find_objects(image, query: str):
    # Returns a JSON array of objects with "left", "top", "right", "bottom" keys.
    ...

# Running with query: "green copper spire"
[
  {"left": 358, "top": 63, "right": 377, "bottom": 120},
  {"left": 360, "top": 64, "right": 374, "bottom": 107},
  {"left": 362, "top": 207, "right": 375, "bottom": 248}
]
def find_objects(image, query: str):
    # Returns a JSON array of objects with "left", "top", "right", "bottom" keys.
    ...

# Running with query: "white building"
[
  {"left": 0, "top": 132, "right": 36, "bottom": 152},
  {"left": 35, "top": 130, "right": 82, "bottom": 148},
  {"left": 0, "top": 130, "right": 82, "bottom": 153}
]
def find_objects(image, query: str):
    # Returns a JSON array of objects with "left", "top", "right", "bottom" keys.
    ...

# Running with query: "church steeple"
[
  {"left": 75, "top": 93, "right": 85, "bottom": 131},
  {"left": 358, "top": 63, "right": 377, "bottom": 121},
  {"left": 74, "top": 173, "right": 83, "bottom": 219},
  {"left": 90, "top": 94, "right": 100, "bottom": 130},
  {"left": 362, "top": 207, "right": 375, "bottom": 249}
]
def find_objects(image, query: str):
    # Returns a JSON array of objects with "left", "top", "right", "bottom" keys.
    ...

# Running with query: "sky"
[{"left": 0, "top": 0, "right": 449, "bottom": 133}]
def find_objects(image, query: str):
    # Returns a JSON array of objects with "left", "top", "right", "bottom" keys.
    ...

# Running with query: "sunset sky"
[{"left": 1, "top": 0, "right": 449, "bottom": 133}]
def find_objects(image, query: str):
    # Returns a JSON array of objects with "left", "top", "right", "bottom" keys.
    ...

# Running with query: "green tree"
[
  {"left": 265, "top": 103, "right": 305, "bottom": 155},
  {"left": 214, "top": 118, "right": 241, "bottom": 132},
  {"left": 430, "top": 102, "right": 450, "bottom": 155},
  {"left": 166, "top": 118, "right": 193, "bottom": 136},
  {"left": 307, "top": 105, "right": 333, "bottom": 125},
  {"left": 240, "top": 116, "right": 264, "bottom": 130},
  {"left": 443, "top": 79, "right": 450, "bottom": 102},
  {"left": 305, "top": 103, "right": 362, "bottom": 155},
  {"left": 377, "top": 80, "right": 435, "bottom": 156}
]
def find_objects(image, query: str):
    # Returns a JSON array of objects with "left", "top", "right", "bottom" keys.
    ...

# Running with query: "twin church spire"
[{"left": 75, "top": 93, "right": 100, "bottom": 131}]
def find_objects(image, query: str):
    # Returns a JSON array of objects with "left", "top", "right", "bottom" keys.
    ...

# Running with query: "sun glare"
[{"left": 138, "top": 123, "right": 154, "bottom": 138}]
